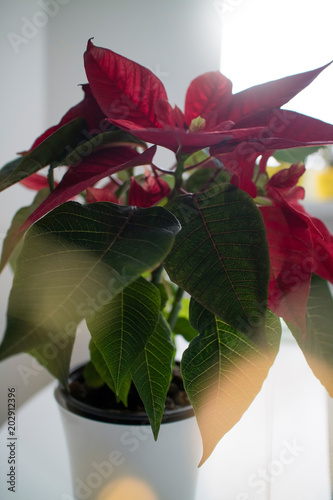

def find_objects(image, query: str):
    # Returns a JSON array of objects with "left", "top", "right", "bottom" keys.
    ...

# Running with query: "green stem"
[
  {"left": 167, "top": 286, "right": 184, "bottom": 331},
  {"left": 169, "top": 159, "right": 184, "bottom": 200},
  {"left": 47, "top": 166, "right": 55, "bottom": 192}
]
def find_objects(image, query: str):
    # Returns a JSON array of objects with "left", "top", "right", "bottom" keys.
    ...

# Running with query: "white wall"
[{"left": 0, "top": 0, "right": 222, "bottom": 423}]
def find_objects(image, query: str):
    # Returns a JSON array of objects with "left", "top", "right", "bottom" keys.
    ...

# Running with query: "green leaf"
[
  {"left": 165, "top": 185, "right": 270, "bottom": 338},
  {"left": 58, "top": 130, "right": 146, "bottom": 166},
  {"left": 182, "top": 300, "right": 281, "bottom": 464},
  {"left": 0, "top": 117, "right": 86, "bottom": 191},
  {"left": 0, "top": 201, "right": 180, "bottom": 383},
  {"left": 0, "top": 158, "right": 22, "bottom": 185},
  {"left": 89, "top": 340, "right": 132, "bottom": 405},
  {"left": 287, "top": 274, "right": 333, "bottom": 396},
  {"left": 0, "top": 188, "right": 50, "bottom": 272},
  {"left": 171, "top": 297, "right": 198, "bottom": 341},
  {"left": 184, "top": 150, "right": 209, "bottom": 168},
  {"left": 83, "top": 361, "right": 104, "bottom": 389},
  {"left": 273, "top": 146, "right": 321, "bottom": 164},
  {"left": 175, "top": 296, "right": 191, "bottom": 318},
  {"left": 131, "top": 313, "right": 175, "bottom": 439},
  {"left": 185, "top": 167, "right": 231, "bottom": 193},
  {"left": 174, "top": 317, "right": 198, "bottom": 342},
  {"left": 86, "top": 277, "right": 161, "bottom": 393}
]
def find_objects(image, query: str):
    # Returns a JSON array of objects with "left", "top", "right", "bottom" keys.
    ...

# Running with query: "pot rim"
[{"left": 54, "top": 362, "right": 195, "bottom": 425}]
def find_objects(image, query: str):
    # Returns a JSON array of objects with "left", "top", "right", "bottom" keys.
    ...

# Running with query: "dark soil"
[{"left": 69, "top": 364, "right": 190, "bottom": 413}]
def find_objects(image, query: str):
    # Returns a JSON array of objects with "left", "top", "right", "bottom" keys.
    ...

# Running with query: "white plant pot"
[{"left": 54, "top": 365, "right": 202, "bottom": 500}]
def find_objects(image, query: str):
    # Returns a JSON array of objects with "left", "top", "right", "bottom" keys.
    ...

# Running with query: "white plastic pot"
[{"left": 54, "top": 365, "right": 202, "bottom": 500}]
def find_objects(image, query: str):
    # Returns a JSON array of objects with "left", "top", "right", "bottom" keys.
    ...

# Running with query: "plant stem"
[
  {"left": 47, "top": 166, "right": 55, "bottom": 192},
  {"left": 167, "top": 286, "right": 184, "bottom": 331},
  {"left": 174, "top": 159, "right": 184, "bottom": 194},
  {"left": 168, "top": 158, "right": 185, "bottom": 200}
]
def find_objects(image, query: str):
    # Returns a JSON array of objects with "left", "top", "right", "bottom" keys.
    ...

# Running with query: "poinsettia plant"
[{"left": 1, "top": 40, "right": 333, "bottom": 463}]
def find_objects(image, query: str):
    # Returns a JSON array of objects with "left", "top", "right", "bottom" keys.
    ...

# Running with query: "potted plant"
[{"left": 1, "top": 39, "right": 333, "bottom": 499}]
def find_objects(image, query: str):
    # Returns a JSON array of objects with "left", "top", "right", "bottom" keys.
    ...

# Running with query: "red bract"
[
  {"left": 18, "top": 146, "right": 156, "bottom": 234},
  {"left": 292, "top": 206, "right": 333, "bottom": 284},
  {"left": 184, "top": 71, "right": 233, "bottom": 129},
  {"left": 259, "top": 163, "right": 333, "bottom": 334},
  {"left": 128, "top": 169, "right": 171, "bottom": 207},
  {"left": 260, "top": 204, "right": 313, "bottom": 336},
  {"left": 267, "top": 165, "right": 321, "bottom": 236},
  {"left": 218, "top": 151, "right": 259, "bottom": 198},
  {"left": 268, "top": 163, "right": 305, "bottom": 190},
  {"left": 261, "top": 195, "right": 333, "bottom": 337},
  {"left": 84, "top": 40, "right": 333, "bottom": 155},
  {"left": 84, "top": 40, "right": 168, "bottom": 128},
  {"left": 86, "top": 184, "right": 119, "bottom": 204},
  {"left": 19, "top": 173, "right": 51, "bottom": 190},
  {"left": 84, "top": 40, "right": 264, "bottom": 153}
]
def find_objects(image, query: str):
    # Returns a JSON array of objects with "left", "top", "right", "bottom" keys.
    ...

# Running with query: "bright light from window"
[{"left": 220, "top": 0, "right": 333, "bottom": 123}]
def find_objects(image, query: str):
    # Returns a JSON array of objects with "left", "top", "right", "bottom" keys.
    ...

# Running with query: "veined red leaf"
[
  {"left": 226, "top": 61, "right": 332, "bottom": 124},
  {"left": 128, "top": 172, "right": 170, "bottom": 207},
  {"left": 106, "top": 122, "right": 264, "bottom": 154},
  {"left": 84, "top": 39, "right": 169, "bottom": 129},
  {"left": 231, "top": 173, "right": 257, "bottom": 198},
  {"left": 267, "top": 185, "right": 322, "bottom": 238},
  {"left": 260, "top": 204, "right": 313, "bottom": 335},
  {"left": 271, "top": 110, "right": 333, "bottom": 145},
  {"left": 18, "top": 145, "right": 156, "bottom": 233},
  {"left": 154, "top": 99, "right": 176, "bottom": 127},
  {"left": 220, "top": 151, "right": 259, "bottom": 198},
  {"left": 20, "top": 173, "right": 51, "bottom": 190},
  {"left": 86, "top": 186, "right": 119, "bottom": 204},
  {"left": 300, "top": 213, "right": 333, "bottom": 284},
  {"left": 268, "top": 163, "right": 305, "bottom": 190},
  {"left": 185, "top": 71, "right": 233, "bottom": 126}
]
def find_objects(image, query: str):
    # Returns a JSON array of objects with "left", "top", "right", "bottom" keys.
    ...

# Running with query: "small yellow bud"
[{"left": 189, "top": 116, "right": 206, "bottom": 132}]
